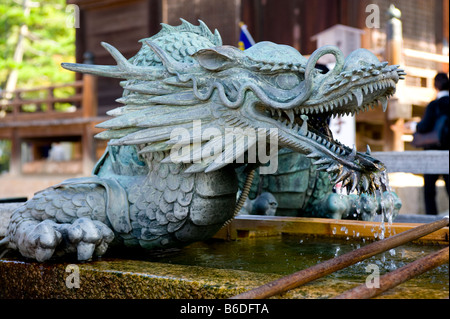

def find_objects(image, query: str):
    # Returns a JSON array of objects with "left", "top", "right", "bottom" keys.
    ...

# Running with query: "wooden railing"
[
  {"left": 0, "top": 81, "right": 84, "bottom": 120},
  {"left": 0, "top": 74, "right": 101, "bottom": 176},
  {"left": 373, "top": 150, "right": 449, "bottom": 175}
]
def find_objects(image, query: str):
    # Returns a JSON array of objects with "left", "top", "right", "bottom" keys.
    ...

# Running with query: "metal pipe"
[
  {"left": 333, "top": 246, "right": 449, "bottom": 299},
  {"left": 230, "top": 217, "right": 449, "bottom": 299}
]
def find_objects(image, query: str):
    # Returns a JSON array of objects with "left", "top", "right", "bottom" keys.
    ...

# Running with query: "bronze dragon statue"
[{"left": 0, "top": 20, "right": 405, "bottom": 261}]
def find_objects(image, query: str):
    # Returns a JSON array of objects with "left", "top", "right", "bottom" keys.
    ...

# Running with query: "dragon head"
[{"left": 62, "top": 20, "right": 405, "bottom": 195}]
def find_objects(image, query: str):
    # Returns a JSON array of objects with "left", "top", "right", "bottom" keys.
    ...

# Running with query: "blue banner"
[{"left": 238, "top": 22, "right": 255, "bottom": 50}]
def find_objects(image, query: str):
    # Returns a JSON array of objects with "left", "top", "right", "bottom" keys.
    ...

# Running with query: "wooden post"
[
  {"left": 12, "top": 91, "right": 20, "bottom": 118},
  {"left": 9, "top": 128, "right": 21, "bottom": 176},
  {"left": 384, "top": 5, "right": 405, "bottom": 151},
  {"left": 443, "top": 0, "right": 449, "bottom": 73},
  {"left": 81, "top": 74, "right": 97, "bottom": 118},
  {"left": 81, "top": 73, "right": 98, "bottom": 175},
  {"left": 47, "top": 86, "right": 54, "bottom": 112}
]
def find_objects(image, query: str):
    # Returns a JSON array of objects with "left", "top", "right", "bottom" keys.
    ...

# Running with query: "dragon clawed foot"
[{"left": 17, "top": 218, "right": 114, "bottom": 262}]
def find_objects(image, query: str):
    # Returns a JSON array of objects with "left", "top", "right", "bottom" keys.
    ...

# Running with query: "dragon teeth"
[
  {"left": 277, "top": 109, "right": 282, "bottom": 118},
  {"left": 270, "top": 108, "right": 275, "bottom": 116},
  {"left": 343, "top": 95, "right": 349, "bottom": 104},
  {"left": 379, "top": 96, "right": 388, "bottom": 112},
  {"left": 307, "top": 152, "right": 321, "bottom": 159},
  {"left": 299, "top": 115, "right": 308, "bottom": 135},
  {"left": 351, "top": 145, "right": 357, "bottom": 157},
  {"left": 362, "top": 85, "right": 369, "bottom": 95},
  {"left": 350, "top": 172, "right": 359, "bottom": 193},
  {"left": 334, "top": 169, "right": 350, "bottom": 184},
  {"left": 366, "top": 144, "right": 371, "bottom": 155},
  {"left": 326, "top": 163, "right": 341, "bottom": 173},
  {"left": 285, "top": 110, "right": 295, "bottom": 124},
  {"left": 313, "top": 158, "right": 331, "bottom": 166},
  {"left": 352, "top": 88, "right": 364, "bottom": 107},
  {"left": 361, "top": 175, "right": 370, "bottom": 191}
]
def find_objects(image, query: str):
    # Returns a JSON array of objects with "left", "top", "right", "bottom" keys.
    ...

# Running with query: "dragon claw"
[
  {"left": 62, "top": 218, "right": 115, "bottom": 261},
  {"left": 15, "top": 218, "right": 114, "bottom": 262},
  {"left": 21, "top": 220, "right": 62, "bottom": 262}
]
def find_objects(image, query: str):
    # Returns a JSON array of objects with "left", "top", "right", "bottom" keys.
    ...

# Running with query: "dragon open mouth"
[{"left": 251, "top": 52, "right": 404, "bottom": 195}]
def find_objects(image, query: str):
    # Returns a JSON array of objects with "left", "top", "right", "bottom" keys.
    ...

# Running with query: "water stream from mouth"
[{"left": 375, "top": 170, "right": 396, "bottom": 240}]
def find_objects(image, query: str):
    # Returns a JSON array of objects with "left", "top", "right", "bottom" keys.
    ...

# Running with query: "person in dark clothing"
[{"left": 415, "top": 73, "right": 449, "bottom": 215}]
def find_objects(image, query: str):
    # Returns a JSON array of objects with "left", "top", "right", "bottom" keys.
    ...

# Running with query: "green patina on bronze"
[
  {"left": 0, "top": 20, "right": 404, "bottom": 262},
  {"left": 237, "top": 149, "right": 402, "bottom": 219}
]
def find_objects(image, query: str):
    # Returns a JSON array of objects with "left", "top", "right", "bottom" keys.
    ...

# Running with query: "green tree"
[
  {"left": 0, "top": 0, "right": 75, "bottom": 92},
  {"left": 0, "top": 0, "right": 75, "bottom": 170},
  {"left": 0, "top": 140, "right": 11, "bottom": 173}
]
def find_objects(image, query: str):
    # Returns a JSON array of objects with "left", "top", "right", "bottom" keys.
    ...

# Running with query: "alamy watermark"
[
  {"left": 65, "top": 4, "right": 380, "bottom": 30},
  {"left": 365, "top": 264, "right": 380, "bottom": 288},
  {"left": 169, "top": 120, "right": 279, "bottom": 174},
  {"left": 366, "top": 4, "right": 381, "bottom": 29},
  {"left": 65, "top": 264, "right": 80, "bottom": 289},
  {"left": 65, "top": 4, "right": 80, "bottom": 28}
]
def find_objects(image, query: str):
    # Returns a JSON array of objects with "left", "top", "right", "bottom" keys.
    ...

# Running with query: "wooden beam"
[
  {"left": 0, "top": 116, "right": 108, "bottom": 128},
  {"left": 215, "top": 215, "right": 449, "bottom": 245},
  {"left": 373, "top": 151, "right": 449, "bottom": 174},
  {"left": 403, "top": 48, "right": 449, "bottom": 64}
]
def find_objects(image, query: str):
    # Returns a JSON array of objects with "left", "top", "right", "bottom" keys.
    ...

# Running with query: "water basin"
[
  {"left": 121, "top": 235, "right": 448, "bottom": 299},
  {"left": 0, "top": 214, "right": 448, "bottom": 299}
]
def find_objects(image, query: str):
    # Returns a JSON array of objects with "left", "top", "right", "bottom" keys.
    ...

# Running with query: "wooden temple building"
[{"left": 0, "top": 0, "right": 448, "bottom": 186}]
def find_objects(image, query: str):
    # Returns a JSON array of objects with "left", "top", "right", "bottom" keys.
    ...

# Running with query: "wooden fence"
[
  {"left": 0, "top": 75, "right": 105, "bottom": 175},
  {"left": 373, "top": 150, "right": 449, "bottom": 175},
  {"left": 0, "top": 81, "right": 84, "bottom": 119}
]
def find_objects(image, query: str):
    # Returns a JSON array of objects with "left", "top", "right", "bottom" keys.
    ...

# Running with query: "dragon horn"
[
  {"left": 61, "top": 61, "right": 125, "bottom": 78},
  {"left": 61, "top": 42, "right": 128, "bottom": 78},
  {"left": 62, "top": 42, "right": 163, "bottom": 80}
]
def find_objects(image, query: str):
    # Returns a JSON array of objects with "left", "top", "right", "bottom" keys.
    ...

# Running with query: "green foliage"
[
  {"left": 0, "top": 140, "right": 11, "bottom": 173},
  {"left": 0, "top": 0, "right": 76, "bottom": 170},
  {"left": 0, "top": 0, "right": 76, "bottom": 90}
]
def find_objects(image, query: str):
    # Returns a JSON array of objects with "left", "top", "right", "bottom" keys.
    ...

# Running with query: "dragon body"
[
  {"left": 0, "top": 20, "right": 405, "bottom": 261},
  {"left": 237, "top": 149, "right": 402, "bottom": 220}
]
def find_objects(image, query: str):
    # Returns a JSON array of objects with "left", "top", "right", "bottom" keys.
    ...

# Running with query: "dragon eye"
[{"left": 275, "top": 73, "right": 300, "bottom": 90}]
